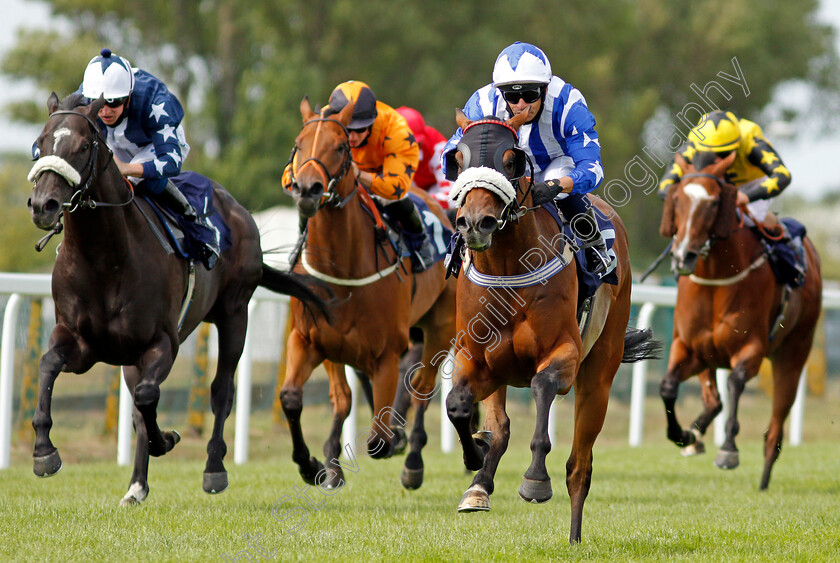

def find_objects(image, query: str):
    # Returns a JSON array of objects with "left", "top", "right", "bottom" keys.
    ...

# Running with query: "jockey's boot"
[
  {"left": 559, "top": 193, "right": 611, "bottom": 276},
  {"left": 387, "top": 197, "right": 436, "bottom": 273},
  {"left": 580, "top": 207, "right": 611, "bottom": 276},
  {"left": 161, "top": 181, "right": 198, "bottom": 221}
]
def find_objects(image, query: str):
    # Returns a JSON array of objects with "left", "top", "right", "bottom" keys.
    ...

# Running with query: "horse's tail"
[
  {"left": 621, "top": 327, "right": 662, "bottom": 363},
  {"left": 259, "top": 264, "right": 331, "bottom": 319}
]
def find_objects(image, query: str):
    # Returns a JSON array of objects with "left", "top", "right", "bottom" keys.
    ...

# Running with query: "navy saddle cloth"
[{"left": 144, "top": 171, "right": 232, "bottom": 269}]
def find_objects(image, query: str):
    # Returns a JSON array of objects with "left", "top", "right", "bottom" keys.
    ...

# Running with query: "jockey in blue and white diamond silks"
[{"left": 443, "top": 41, "right": 610, "bottom": 274}]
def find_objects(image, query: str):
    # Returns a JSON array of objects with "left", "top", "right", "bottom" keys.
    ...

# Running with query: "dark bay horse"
[
  {"left": 26, "top": 92, "right": 326, "bottom": 505},
  {"left": 445, "top": 111, "right": 658, "bottom": 544},
  {"left": 658, "top": 152, "right": 822, "bottom": 489},
  {"left": 281, "top": 98, "right": 456, "bottom": 489}
]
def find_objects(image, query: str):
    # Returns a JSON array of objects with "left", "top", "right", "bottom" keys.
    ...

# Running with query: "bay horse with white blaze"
[
  {"left": 27, "top": 92, "right": 327, "bottom": 505},
  {"left": 445, "top": 110, "right": 659, "bottom": 544},
  {"left": 658, "top": 152, "right": 822, "bottom": 489},
  {"left": 281, "top": 98, "right": 456, "bottom": 489}
]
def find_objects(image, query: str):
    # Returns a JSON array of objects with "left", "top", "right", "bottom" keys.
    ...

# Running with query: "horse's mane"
[{"left": 59, "top": 93, "right": 87, "bottom": 110}]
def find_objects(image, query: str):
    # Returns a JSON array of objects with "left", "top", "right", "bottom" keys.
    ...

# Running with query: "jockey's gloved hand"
[{"left": 530, "top": 179, "right": 565, "bottom": 207}]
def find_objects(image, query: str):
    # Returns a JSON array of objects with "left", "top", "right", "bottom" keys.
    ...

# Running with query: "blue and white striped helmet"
[
  {"left": 492, "top": 42, "right": 552, "bottom": 88},
  {"left": 82, "top": 48, "right": 135, "bottom": 101}
]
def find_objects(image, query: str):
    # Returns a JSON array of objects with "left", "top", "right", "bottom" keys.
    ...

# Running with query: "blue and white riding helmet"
[
  {"left": 82, "top": 48, "right": 135, "bottom": 102},
  {"left": 492, "top": 42, "right": 552, "bottom": 88}
]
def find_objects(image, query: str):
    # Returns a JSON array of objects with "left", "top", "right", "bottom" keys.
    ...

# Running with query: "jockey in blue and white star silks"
[
  {"left": 76, "top": 48, "right": 190, "bottom": 197},
  {"left": 443, "top": 42, "right": 611, "bottom": 274}
]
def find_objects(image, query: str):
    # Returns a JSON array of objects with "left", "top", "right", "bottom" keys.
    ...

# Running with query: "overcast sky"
[{"left": 3, "top": 0, "right": 840, "bottom": 200}]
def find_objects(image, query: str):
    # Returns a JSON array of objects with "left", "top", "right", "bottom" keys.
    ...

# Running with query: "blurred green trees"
[{"left": 2, "top": 0, "right": 837, "bottom": 271}]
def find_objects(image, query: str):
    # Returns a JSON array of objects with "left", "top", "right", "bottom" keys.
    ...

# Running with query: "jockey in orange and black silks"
[{"left": 658, "top": 110, "right": 792, "bottom": 221}]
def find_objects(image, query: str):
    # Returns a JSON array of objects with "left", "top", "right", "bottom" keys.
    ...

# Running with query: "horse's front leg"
[
  {"left": 445, "top": 353, "right": 490, "bottom": 472},
  {"left": 458, "top": 387, "right": 508, "bottom": 512},
  {"left": 321, "top": 360, "right": 352, "bottom": 488},
  {"left": 279, "top": 327, "right": 325, "bottom": 485},
  {"left": 681, "top": 368, "right": 722, "bottom": 456},
  {"left": 32, "top": 325, "right": 92, "bottom": 477},
  {"left": 660, "top": 338, "right": 705, "bottom": 448},
  {"left": 715, "top": 354, "right": 761, "bottom": 470},
  {"left": 133, "top": 334, "right": 180, "bottom": 457},
  {"left": 364, "top": 354, "right": 402, "bottom": 460},
  {"left": 520, "top": 345, "right": 578, "bottom": 504}
]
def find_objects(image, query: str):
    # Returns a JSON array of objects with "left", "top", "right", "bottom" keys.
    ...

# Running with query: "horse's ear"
[
  {"left": 455, "top": 108, "right": 471, "bottom": 131},
  {"left": 47, "top": 92, "right": 60, "bottom": 115},
  {"left": 507, "top": 110, "right": 529, "bottom": 131},
  {"left": 712, "top": 182, "right": 738, "bottom": 240},
  {"left": 674, "top": 151, "right": 691, "bottom": 173},
  {"left": 659, "top": 183, "right": 678, "bottom": 238},
  {"left": 300, "top": 96, "right": 317, "bottom": 122},
  {"left": 711, "top": 151, "right": 737, "bottom": 178},
  {"left": 336, "top": 100, "right": 355, "bottom": 126},
  {"left": 85, "top": 95, "right": 106, "bottom": 118}
]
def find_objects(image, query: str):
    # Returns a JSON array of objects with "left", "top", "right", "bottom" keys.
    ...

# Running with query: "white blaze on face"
[
  {"left": 673, "top": 182, "right": 714, "bottom": 263},
  {"left": 52, "top": 127, "right": 71, "bottom": 154}
]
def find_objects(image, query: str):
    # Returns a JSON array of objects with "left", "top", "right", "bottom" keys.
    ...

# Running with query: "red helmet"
[{"left": 396, "top": 106, "right": 427, "bottom": 145}]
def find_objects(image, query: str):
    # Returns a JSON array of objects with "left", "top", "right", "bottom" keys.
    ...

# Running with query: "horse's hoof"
[
  {"left": 714, "top": 449, "right": 740, "bottom": 470},
  {"left": 518, "top": 477, "right": 553, "bottom": 504},
  {"left": 458, "top": 485, "right": 490, "bottom": 512},
  {"left": 33, "top": 450, "right": 62, "bottom": 477},
  {"left": 203, "top": 472, "right": 229, "bottom": 494},
  {"left": 299, "top": 457, "right": 326, "bottom": 486},
  {"left": 681, "top": 429, "right": 705, "bottom": 456},
  {"left": 401, "top": 466, "right": 424, "bottom": 490},
  {"left": 119, "top": 482, "right": 149, "bottom": 507},
  {"left": 392, "top": 426, "right": 408, "bottom": 455}
]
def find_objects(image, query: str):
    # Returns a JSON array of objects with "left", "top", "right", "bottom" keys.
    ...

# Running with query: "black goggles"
[
  {"left": 501, "top": 87, "right": 542, "bottom": 104},
  {"left": 104, "top": 97, "right": 129, "bottom": 108}
]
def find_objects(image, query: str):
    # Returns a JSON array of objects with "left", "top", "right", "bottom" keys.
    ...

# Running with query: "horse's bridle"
[
  {"left": 29, "top": 109, "right": 134, "bottom": 251},
  {"left": 458, "top": 119, "right": 536, "bottom": 229},
  {"left": 284, "top": 117, "right": 357, "bottom": 209},
  {"left": 34, "top": 110, "right": 134, "bottom": 212},
  {"left": 677, "top": 172, "right": 738, "bottom": 259}
]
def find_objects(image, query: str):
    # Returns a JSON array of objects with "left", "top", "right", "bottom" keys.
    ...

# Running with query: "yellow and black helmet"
[
  {"left": 327, "top": 80, "right": 378, "bottom": 129},
  {"left": 688, "top": 110, "right": 741, "bottom": 152}
]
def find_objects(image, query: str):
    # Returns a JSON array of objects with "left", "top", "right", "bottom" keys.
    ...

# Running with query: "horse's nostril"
[
  {"left": 44, "top": 199, "right": 59, "bottom": 215},
  {"left": 478, "top": 216, "right": 498, "bottom": 233},
  {"left": 27, "top": 197, "right": 33, "bottom": 209},
  {"left": 455, "top": 217, "right": 468, "bottom": 231}
]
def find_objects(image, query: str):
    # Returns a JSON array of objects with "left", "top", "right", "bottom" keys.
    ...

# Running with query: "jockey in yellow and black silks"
[{"left": 659, "top": 110, "right": 791, "bottom": 225}]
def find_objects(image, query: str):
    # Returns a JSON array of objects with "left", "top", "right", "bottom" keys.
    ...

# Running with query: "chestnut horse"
[
  {"left": 281, "top": 98, "right": 456, "bottom": 489},
  {"left": 445, "top": 111, "right": 658, "bottom": 544},
  {"left": 27, "top": 93, "right": 326, "bottom": 505},
  {"left": 658, "top": 153, "right": 822, "bottom": 489}
]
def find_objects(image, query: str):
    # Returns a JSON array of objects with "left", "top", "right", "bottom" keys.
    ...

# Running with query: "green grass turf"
[{"left": 1, "top": 393, "right": 839, "bottom": 561}]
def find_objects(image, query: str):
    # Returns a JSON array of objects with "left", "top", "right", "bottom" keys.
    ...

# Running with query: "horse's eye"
[{"left": 80, "top": 143, "right": 90, "bottom": 153}]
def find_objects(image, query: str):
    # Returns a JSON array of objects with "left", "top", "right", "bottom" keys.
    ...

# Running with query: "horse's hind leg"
[
  {"left": 133, "top": 335, "right": 181, "bottom": 457},
  {"left": 321, "top": 361, "right": 352, "bottom": 488},
  {"left": 682, "top": 368, "right": 722, "bottom": 456},
  {"left": 119, "top": 367, "right": 150, "bottom": 506},
  {"left": 398, "top": 341, "right": 445, "bottom": 490},
  {"left": 459, "top": 387, "right": 509, "bottom": 512},
  {"left": 280, "top": 327, "right": 325, "bottom": 485},
  {"left": 761, "top": 344, "right": 811, "bottom": 489},
  {"left": 202, "top": 312, "right": 250, "bottom": 494}
]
